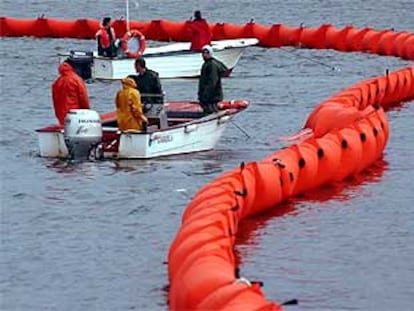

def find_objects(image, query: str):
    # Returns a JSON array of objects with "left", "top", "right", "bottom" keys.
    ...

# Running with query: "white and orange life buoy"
[
  {"left": 121, "top": 29, "right": 146, "bottom": 58},
  {"left": 217, "top": 99, "right": 249, "bottom": 110}
]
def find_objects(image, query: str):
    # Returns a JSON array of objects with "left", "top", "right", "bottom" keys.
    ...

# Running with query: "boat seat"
[
  {"left": 123, "top": 129, "right": 144, "bottom": 134},
  {"left": 102, "top": 119, "right": 118, "bottom": 127},
  {"left": 146, "top": 125, "right": 160, "bottom": 132},
  {"left": 167, "top": 111, "right": 205, "bottom": 119},
  {"left": 102, "top": 126, "right": 119, "bottom": 132},
  {"left": 167, "top": 117, "right": 195, "bottom": 124}
]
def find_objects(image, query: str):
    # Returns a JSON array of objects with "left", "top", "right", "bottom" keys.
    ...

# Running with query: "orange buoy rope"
[
  {"left": 1, "top": 17, "right": 413, "bottom": 60},
  {"left": 1, "top": 15, "right": 413, "bottom": 310},
  {"left": 168, "top": 67, "right": 413, "bottom": 310}
]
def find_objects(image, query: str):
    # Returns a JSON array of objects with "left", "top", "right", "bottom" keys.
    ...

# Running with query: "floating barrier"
[
  {"left": 165, "top": 19, "right": 413, "bottom": 310},
  {"left": 168, "top": 67, "right": 413, "bottom": 310},
  {"left": 2, "top": 15, "right": 413, "bottom": 310},
  {"left": 1, "top": 17, "right": 413, "bottom": 60}
]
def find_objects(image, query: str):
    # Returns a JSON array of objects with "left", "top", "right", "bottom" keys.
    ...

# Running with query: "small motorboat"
[
  {"left": 58, "top": 38, "right": 259, "bottom": 80},
  {"left": 36, "top": 100, "right": 249, "bottom": 160}
]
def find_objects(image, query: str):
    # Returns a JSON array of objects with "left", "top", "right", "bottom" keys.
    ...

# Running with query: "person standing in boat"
[
  {"left": 115, "top": 77, "right": 147, "bottom": 132},
  {"left": 128, "top": 57, "right": 168, "bottom": 128},
  {"left": 51, "top": 58, "right": 91, "bottom": 125},
  {"left": 128, "top": 57, "right": 163, "bottom": 106},
  {"left": 187, "top": 10, "right": 212, "bottom": 51},
  {"left": 95, "top": 17, "right": 117, "bottom": 57},
  {"left": 198, "top": 45, "right": 228, "bottom": 114}
]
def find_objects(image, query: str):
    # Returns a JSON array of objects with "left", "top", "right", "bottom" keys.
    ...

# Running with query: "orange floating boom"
[{"left": 1, "top": 15, "right": 413, "bottom": 310}]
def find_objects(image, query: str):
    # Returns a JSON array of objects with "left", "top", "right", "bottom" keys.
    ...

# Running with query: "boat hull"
[
  {"left": 36, "top": 101, "right": 247, "bottom": 159},
  {"left": 116, "top": 114, "right": 231, "bottom": 158},
  {"left": 93, "top": 46, "right": 243, "bottom": 79},
  {"left": 60, "top": 38, "right": 258, "bottom": 80},
  {"left": 37, "top": 126, "right": 68, "bottom": 158}
]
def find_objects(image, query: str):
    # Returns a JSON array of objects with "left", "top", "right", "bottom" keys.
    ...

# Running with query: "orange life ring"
[
  {"left": 121, "top": 29, "right": 146, "bottom": 58},
  {"left": 217, "top": 100, "right": 249, "bottom": 110}
]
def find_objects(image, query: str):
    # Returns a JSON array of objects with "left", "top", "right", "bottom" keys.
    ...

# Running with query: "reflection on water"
[
  {"left": 235, "top": 159, "right": 388, "bottom": 258},
  {"left": 109, "top": 159, "right": 161, "bottom": 174},
  {"left": 183, "top": 160, "right": 224, "bottom": 176}
]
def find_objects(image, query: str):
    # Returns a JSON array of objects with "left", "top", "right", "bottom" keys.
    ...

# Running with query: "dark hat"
[
  {"left": 134, "top": 57, "right": 146, "bottom": 68},
  {"left": 194, "top": 10, "right": 202, "bottom": 20},
  {"left": 102, "top": 17, "right": 111, "bottom": 25},
  {"left": 64, "top": 57, "right": 75, "bottom": 68}
]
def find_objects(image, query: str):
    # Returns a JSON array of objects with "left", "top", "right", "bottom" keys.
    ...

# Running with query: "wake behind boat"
[
  {"left": 36, "top": 100, "right": 249, "bottom": 160},
  {"left": 58, "top": 38, "right": 259, "bottom": 80}
]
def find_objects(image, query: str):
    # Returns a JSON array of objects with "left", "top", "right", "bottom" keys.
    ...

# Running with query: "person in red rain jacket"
[
  {"left": 52, "top": 59, "right": 91, "bottom": 125},
  {"left": 187, "top": 10, "right": 212, "bottom": 51}
]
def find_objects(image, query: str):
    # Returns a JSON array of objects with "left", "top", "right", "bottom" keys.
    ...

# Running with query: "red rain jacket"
[
  {"left": 187, "top": 19, "right": 212, "bottom": 51},
  {"left": 52, "top": 62, "right": 91, "bottom": 125}
]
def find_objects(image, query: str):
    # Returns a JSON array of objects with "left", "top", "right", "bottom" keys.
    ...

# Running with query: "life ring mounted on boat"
[
  {"left": 121, "top": 29, "right": 146, "bottom": 58},
  {"left": 217, "top": 100, "right": 249, "bottom": 110}
]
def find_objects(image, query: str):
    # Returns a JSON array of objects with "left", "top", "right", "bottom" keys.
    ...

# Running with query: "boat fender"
[{"left": 121, "top": 29, "right": 146, "bottom": 58}]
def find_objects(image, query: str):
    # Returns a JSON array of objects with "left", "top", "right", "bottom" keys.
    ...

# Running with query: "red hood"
[{"left": 58, "top": 62, "right": 75, "bottom": 75}]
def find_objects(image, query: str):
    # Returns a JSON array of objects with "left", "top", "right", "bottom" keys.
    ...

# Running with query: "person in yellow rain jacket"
[{"left": 115, "top": 77, "right": 148, "bottom": 131}]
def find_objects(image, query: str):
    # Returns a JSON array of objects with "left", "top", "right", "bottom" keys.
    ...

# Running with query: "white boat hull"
[
  {"left": 60, "top": 38, "right": 258, "bottom": 80},
  {"left": 36, "top": 101, "right": 247, "bottom": 159},
  {"left": 117, "top": 114, "right": 231, "bottom": 158},
  {"left": 38, "top": 129, "right": 69, "bottom": 158}
]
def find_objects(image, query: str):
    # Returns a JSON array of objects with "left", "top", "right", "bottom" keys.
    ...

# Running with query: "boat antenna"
[{"left": 126, "top": 0, "right": 130, "bottom": 32}]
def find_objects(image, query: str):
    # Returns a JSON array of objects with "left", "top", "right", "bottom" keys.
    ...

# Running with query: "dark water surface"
[{"left": 1, "top": 1, "right": 413, "bottom": 310}]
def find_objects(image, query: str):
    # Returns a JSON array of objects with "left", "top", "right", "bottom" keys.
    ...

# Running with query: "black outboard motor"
[{"left": 68, "top": 51, "right": 94, "bottom": 80}]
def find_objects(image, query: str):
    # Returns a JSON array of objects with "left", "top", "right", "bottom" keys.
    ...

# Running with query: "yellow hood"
[{"left": 121, "top": 77, "right": 137, "bottom": 88}]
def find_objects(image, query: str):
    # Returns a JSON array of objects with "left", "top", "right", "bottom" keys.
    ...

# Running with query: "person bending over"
[{"left": 115, "top": 77, "right": 147, "bottom": 132}]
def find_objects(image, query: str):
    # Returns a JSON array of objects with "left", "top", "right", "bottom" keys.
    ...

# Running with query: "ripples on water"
[{"left": 1, "top": 1, "right": 413, "bottom": 310}]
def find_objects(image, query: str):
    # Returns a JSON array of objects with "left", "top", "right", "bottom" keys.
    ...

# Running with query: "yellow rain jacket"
[{"left": 115, "top": 77, "right": 147, "bottom": 131}]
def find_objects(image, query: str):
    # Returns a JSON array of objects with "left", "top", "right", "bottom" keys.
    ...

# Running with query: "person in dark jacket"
[
  {"left": 128, "top": 57, "right": 163, "bottom": 107},
  {"left": 128, "top": 57, "right": 168, "bottom": 128},
  {"left": 198, "top": 45, "right": 228, "bottom": 114}
]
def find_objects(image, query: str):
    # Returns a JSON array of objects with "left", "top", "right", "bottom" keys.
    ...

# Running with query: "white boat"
[
  {"left": 36, "top": 100, "right": 249, "bottom": 160},
  {"left": 59, "top": 38, "right": 259, "bottom": 80}
]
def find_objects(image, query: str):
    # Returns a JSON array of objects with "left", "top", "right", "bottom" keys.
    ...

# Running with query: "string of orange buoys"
[
  {"left": 167, "top": 70, "right": 414, "bottom": 310},
  {"left": 2, "top": 16, "right": 413, "bottom": 310},
  {"left": 0, "top": 16, "right": 413, "bottom": 60}
]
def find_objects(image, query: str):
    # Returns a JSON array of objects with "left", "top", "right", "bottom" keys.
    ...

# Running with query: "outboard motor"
[
  {"left": 64, "top": 109, "right": 102, "bottom": 160},
  {"left": 68, "top": 51, "right": 94, "bottom": 80}
]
